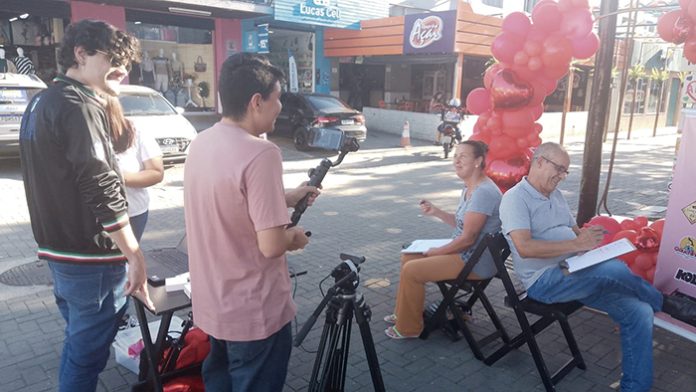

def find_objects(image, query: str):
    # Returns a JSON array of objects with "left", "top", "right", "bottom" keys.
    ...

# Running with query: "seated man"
[{"left": 499, "top": 142, "right": 696, "bottom": 392}]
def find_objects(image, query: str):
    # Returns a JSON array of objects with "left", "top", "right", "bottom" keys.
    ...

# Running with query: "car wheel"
[{"left": 293, "top": 128, "right": 310, "bottom": 151}]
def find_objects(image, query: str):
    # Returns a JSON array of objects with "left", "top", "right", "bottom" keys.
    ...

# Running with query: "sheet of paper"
[
  {"left": 562, "top": 238, "right": 636, "bottom": 273},
  {"left": 401, "top": 239, "right": 451, "bottom": 254}
]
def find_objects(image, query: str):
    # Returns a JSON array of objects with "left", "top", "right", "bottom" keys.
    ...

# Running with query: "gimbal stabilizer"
[{"left": 288, "top": 136, "right": 360, "bottom": 228}]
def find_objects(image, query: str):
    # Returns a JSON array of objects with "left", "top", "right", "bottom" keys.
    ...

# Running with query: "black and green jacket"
[{"left": 20, "top": 76, "right": 129, "bottom": 263}]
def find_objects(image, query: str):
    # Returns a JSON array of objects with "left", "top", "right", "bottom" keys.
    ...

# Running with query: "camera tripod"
[{"left": 294, "top": 253, "right": 385, "bottom": 392}]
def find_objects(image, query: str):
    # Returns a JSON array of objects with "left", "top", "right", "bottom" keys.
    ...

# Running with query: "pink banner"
[{"left": 654, "top": 112, "right": 696, "bottom": 336}]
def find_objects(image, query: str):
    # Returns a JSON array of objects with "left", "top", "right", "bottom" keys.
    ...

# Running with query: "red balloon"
[
  {"left": 503, "top": 12, "right": 532, "bottom": 37},
  {"left": 620, "top": 219, "right": 639, "bottom": 231},
  {"left": 560, "top": 9, "right": 594, "bottom": 39},
  {"left": 538, "top": 77, "right": 558, "bottom": 95},
  {"left": 689, "top": 1, "right": 696, "bottom": 22},
  {"left": 681, "top": 0, "right": 691, "bottom": 12},
  {"left": 484, "top": 63, "right": 504, "bottom": 89},
  {"left": 486, "top": 155, "right": 531, "bottom": 192},
  {"left": 630, "top": 264, "right": 648, "bottom": 280},
  {"left": 524, "top": 40, "right": 543, "bottom": 57},
  {"left": 545, "top": 64, "right": 570, "bottom": 80},
  {"left": 633, "top": 216, "right": 649, "bottom": 228},
  {"left": 571, "top": 33, "right": 600, "bottom": 60},
  {"left": 492, "top": 33, "right": 524, "bottom": 64},
  {"left": 517, "top": 138, "right": 529, "bottom": 149},
  {"left": 685, "top": 39, "right": 696, "bottom": 63},
  {"left": 532, "top": 3, "right": 563, "bottom": 33},
  {"left": 527, "top": 134, "right": 542, "bottom": 147},
  {"left": 533, "top": 122, "right": 543, "bottom": 134},
  {"left": 646, "top": 267, "right": 656, "bottom": 283},
  {"left": 528, "top": 56, "right": 543, "bottom": 71},
  {"left": 489, "top": 135, "right": 521, "bottom": 160},
  {"left": 586, "top": 215, "right": 622, "bottom": 245},
  {"left": 502, "top": 125, "right": 533, "bottom": 138},
  {"left": 542, "top": 35, "right": 573, "bottom": 69},
  {"left": 490, "top": 69, "right": 534, "bottom": 109},
  {"left": 634, "top": 252, "right": 658, "bottom": 271},
  {"left": 558, "top": 0, "right": 574, "bottom": 12},
  {"left": 530, "top": 103, "right": 544, "bottom": 120},
  {"left": 511, "top": 64, "right": 537, "bottom": 82},
  {"left": 502, "top": 107, "right": 535, "bottom": 128},
  {"left": 572, "top": 0, "right": 590, "bottom": 7},
  {"left": 487, "top": 114, "right": 502, "bottom": 131},
  {"left": 657, "top": 10, "right": 682, "bottom": 43},
  {"left": 466, "top": 88, "right": 492, "bottom": 115},
  {"left": 528, "top": 79, "right": 546, "bottom": 106},
  {"left": 673, "top": 16, "right": 692, "bottom": 44},
  {"left": 514, "top": 51, "right": 530, "bottom": 66},
  {"left": 469, "top": 132, "right": 491, "bottom": 145},
  {"left": 649, "top": 219, "right": 665, "bottom": 241}
]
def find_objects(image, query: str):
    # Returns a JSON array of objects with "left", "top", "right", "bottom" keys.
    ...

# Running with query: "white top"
[{"left": 116, "top": 128, "right": 162, "bottom": 217}]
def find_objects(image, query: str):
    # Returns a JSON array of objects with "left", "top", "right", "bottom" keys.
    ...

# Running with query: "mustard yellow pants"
[{"left": 394, "top": 253, "right": 481, "bottom": 336}]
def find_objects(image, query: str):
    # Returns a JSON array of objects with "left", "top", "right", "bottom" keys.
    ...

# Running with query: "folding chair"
[
  {"left": 483, "top": 233, "right": 586, "bottom": 392},
  {"left": 419, "top": 236, "right": 511, "bottom": 362}
]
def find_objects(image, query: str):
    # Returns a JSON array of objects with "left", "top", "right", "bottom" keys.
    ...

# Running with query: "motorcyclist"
[{"left": 437, "top": 98, "right": 464, "bottom": 143}]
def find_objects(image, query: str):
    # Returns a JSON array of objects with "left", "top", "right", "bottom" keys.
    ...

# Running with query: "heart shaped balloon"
[
  {"left": 674, "top": 16, "right": 692, "bottom": 44},
  {"left": 490, "top": 69, "right": 533, "bottom": 109}
]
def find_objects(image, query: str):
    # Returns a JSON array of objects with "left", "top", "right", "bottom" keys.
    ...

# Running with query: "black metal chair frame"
[
  {"left": 419, "top": 236, "right": 511, "bottom": 362},
  {"left": 483, "top": 233, "right": 586, "bottom": 392}
]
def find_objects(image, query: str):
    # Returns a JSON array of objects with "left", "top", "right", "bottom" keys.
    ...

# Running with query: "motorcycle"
[{"left": 437, "top": 105, "right": 465, "bottom": 159}]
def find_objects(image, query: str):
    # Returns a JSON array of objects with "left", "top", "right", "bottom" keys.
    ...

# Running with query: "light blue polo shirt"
[
  {"left": 499, "top": 177, "right": 578, "bottom": 288},
  {"left": 452, "top": 178, "right": 502, "bottom": 279}
]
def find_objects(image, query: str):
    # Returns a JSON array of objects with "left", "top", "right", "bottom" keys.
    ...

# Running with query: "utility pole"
[{"left": 577, "top": 0, "right": 619, "bottom": 226}]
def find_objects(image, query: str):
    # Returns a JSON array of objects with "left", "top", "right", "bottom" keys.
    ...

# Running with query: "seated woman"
[{"left": 385, "top": 140, "right": 502, "bottom": 339}]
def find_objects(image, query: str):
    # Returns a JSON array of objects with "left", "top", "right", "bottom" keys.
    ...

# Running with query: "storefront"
[
  {"left": 2, "top": 0, "right": 271, "bottom": 112},
  {"left": 324, "top": 6, "right": 501, "bottom": 112},
  {"left": 1, "top": 0, "right": 72, "bottom": 83},
  {"left": 241, "top": 0, "right": 388, "bottom": 94}
]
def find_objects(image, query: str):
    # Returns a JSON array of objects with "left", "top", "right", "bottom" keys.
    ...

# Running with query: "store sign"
[
  {"left": 403, "top": 10, "right": 456, "bottom": 54},
  {"left": 274, "top": 0, "right": 387, "bottom": 29},
  {"left": 244, "top": 30, "right": 258, "bottom": 52},
  {"left": 681, "top": 73, "right": 696, "bottom": 105},
  {"left": 257, "top": 24, "right": 269, "bottom": 54}
]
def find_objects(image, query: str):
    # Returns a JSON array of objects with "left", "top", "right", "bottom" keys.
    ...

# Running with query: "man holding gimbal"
[{"left": 184, "top": 53, "right": 318, "bottom": 391}]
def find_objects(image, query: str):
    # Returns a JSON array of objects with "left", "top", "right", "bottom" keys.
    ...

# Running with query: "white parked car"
[
  {"left": 118, "top": 85, "right": 197, "bottom": 163},
  {"left": 0, "top": 73, "right": 47, "bottom": 158}
]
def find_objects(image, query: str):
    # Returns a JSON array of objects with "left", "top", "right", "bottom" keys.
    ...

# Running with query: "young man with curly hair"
[{"left": 19, "top": 19, "right": 151, "bottom": 392}]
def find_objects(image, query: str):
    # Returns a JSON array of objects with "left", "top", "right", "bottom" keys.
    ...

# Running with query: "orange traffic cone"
[{"left": 401, "top": 120, "right": 411, "bottom": 148}]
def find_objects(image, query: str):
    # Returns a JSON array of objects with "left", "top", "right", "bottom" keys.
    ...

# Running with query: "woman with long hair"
[
  {"left": 385, "top": 141, "right": 502, "bottom": 339},
  {"left": 104, "top": 95, "right": 164, "bottom": 241}
]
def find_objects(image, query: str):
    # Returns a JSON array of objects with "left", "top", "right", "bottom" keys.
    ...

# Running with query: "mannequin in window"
[
  {"left": 152, "top": 48, "right": 170, "bottom": 93},
  {"left": 13, "top": 47, "right": 35, "bottom": 75},
  {"left": 0, "top": 48, "right": 17, "bottom": 73},
  {"left": 140, "top": 51, "right": 155, "bottom": 88},
  {"left": 170, "top": 52, "right": 184, "bottom": 90}
]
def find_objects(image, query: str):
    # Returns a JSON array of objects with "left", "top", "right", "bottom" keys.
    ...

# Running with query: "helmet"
[{"left": 448, "top": 98, "right": 461, "bottom": 107}]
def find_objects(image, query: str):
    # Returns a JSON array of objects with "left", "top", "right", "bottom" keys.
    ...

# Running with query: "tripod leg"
[
  {"left": 309, "top": 319, "right": 335, "bottom": 392},
  {"left": 352, "top": 295, "right": 386, "bottom": 392},
  {"left": 319, "top": 300, "right": 352, "bottom": 392}
]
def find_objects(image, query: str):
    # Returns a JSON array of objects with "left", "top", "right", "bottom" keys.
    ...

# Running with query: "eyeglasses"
[
  {"left": 95, "top": 50, "right": 131, "bottom": 71},
  {"left": 541, "top": 156, "right": 569, "bottom": 175}
]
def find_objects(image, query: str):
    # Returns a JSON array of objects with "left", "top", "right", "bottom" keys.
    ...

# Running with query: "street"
[{"left": 0, "top": 129, "right": 694, "bottom": 392}]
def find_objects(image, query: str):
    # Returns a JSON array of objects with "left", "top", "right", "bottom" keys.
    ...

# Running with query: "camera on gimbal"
[{"left": 289, "top": 131, "right": 359, "bottom": 227}]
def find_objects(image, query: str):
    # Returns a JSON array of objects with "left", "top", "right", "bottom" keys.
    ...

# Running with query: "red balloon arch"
[{"left": 466, "top": 0, "right": 599, "bottom": 192}]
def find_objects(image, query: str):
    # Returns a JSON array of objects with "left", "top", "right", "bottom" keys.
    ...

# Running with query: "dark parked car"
[{"left": 275, "top": 93, "right": 367, "bottom": 150}]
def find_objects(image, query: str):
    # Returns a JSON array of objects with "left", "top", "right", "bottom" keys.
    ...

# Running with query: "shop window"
[
  {"left": 0, "top": 15, "right": 67, "bottom": 83},
  {"left": 126, "top": 21, "right": 215, "bottom": 112},
  {"left": 267, "top": 30, "right": 315, "bottom": 94},
  {"left": 623, "top": 78, "right": 647, "bottom": 114}
]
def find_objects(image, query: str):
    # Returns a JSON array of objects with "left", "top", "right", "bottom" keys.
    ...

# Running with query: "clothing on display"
[
  {"left": 170, "top": 53, "right": 184, "bottom": 89},
  {"left": 13, "top": 50, "right": 36, "bottom": 75},
  {"left": 153, "top": 55, "right": 170, "bottom": 92}
]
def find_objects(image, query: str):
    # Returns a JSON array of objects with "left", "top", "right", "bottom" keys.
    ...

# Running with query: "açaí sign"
[{"left": 403, "top": 10, "right": 456, "bottom": 54}]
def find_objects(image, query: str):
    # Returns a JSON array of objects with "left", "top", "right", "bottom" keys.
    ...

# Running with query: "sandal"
[
  {"left": 384, "top": 326, "right": 418, "bottom": 340},
  {"left": 383, "top": 314, "right": 397, "bottom": 324}
]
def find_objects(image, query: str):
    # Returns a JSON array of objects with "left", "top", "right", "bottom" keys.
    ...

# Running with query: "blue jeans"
[
  {"left": 49, "top": 261, "right": 128, "bottom": 392},
  {"left": 129, "top": 210, "right": 149, "bottom": 242},
  {"left": 202, "top": 322, "right": 292, "bottom": 392},
  {"left": 527, "top": 259, "right": 663, "bottom": 392}
]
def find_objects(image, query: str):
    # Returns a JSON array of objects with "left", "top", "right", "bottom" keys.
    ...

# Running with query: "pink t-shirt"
[{"left": 183, "top": 122, "right": 294, "bottom": 341}]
